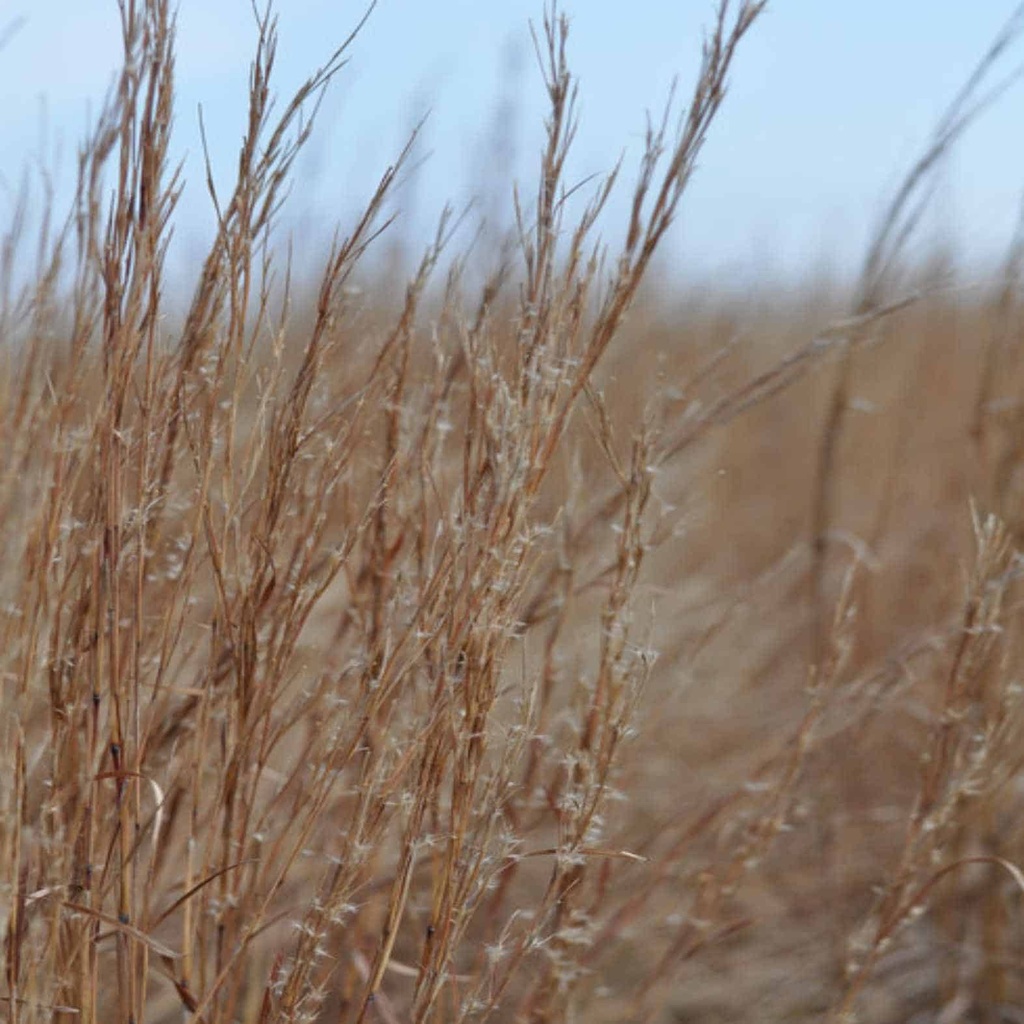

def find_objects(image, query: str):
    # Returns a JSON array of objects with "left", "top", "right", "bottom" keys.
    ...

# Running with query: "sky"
[{"left": 1, "top": 1, "right": 1024, "bottom": 289}]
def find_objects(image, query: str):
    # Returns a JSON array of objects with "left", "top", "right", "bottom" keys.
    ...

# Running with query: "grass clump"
[{"left": 7, "top": 2, "right": 1024, "bottom": 1023}]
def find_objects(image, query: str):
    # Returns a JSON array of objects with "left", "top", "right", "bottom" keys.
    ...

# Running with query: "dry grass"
[{"left": 6, "top": 2, "right": 1024, "bottom": 1022}]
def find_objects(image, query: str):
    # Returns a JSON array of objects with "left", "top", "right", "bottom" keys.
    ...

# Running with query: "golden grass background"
[{"left": 6, "top": 2, "right": 1024, "bottom": 1022}]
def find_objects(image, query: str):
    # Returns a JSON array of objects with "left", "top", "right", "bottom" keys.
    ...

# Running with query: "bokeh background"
[{"left": 3, "top": 2, "right": 1024, "bottom": 287}]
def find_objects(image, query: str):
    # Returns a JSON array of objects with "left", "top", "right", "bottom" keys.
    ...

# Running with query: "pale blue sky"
[{"left": 1, "top": 1, "right": 1023, "bottom": 286}]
